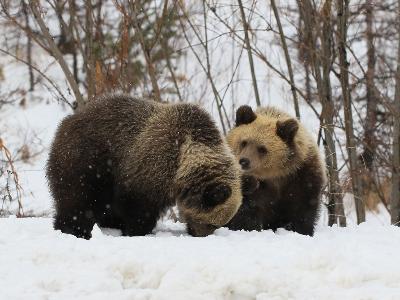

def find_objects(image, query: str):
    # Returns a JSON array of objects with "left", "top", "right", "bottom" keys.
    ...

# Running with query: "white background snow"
[{"left": 1, "top": 218, "right": 400, "bottom": 299}]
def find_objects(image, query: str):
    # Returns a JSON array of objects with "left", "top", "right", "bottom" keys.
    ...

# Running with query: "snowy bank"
[{"left": 1, "top": 217, "right": 400, "bottom": 300}]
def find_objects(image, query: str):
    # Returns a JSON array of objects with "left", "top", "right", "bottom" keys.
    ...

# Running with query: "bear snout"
[
  {"left": 239, "top": 158, "right": 251, "bottom": 170},
  {"left": 202, "top": 182, "right": 232, "bottom": 207},
  {"left": 187, "top": 221, "right": 218, "bottom": 237}
]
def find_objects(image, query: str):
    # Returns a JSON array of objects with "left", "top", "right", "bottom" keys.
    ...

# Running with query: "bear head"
[
  {"left": 174, "top": 136, "right": 242, "bottom": 236},
  {"left": 227, "top": 105, "right": 310, "bottom": 180}
]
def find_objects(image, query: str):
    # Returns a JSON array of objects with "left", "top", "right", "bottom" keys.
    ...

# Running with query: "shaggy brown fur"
[
  {"left": 226, "top": 105, "right": 326, "bottom": 235},
  {"left": 47, "top": 95, "right": 242, "bottom": 239}
]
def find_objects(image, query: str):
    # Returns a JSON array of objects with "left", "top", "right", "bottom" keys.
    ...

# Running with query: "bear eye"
[
  {"left": 257, "top": 146, "right": 268, "bottom": 155},
  {"left": 240, "top": 140, "right": 248, "bottom": 148}
]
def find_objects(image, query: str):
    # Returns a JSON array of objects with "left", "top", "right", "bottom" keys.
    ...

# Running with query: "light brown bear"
[
  {"left": 47, "top": 95, "right": 242, "bottom": 239},
  {"left": 226, "top": 105, "right": 326, "bottom": 236}
]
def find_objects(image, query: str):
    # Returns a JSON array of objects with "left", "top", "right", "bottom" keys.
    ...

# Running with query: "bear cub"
[{"left": 226, "top": 105, "right": 326, "bottom": 236}]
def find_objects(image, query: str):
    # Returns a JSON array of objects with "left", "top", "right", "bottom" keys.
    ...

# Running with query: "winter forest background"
[
  {"left": 2, "top": 0, "right": 399, "bottom": 226},
  {"left": 1, "top": 1, "right": 400, "bottom": 299}
]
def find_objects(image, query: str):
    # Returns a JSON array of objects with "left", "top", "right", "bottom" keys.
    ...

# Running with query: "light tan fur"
[
  {"left": 175, "top": 136, "right": 242, "bottom": 227},
  {"left": 120, "top": 105, "right": 243, "bottom": 230},
  {"left": 227, "top": 106, "right": 326, "bottom": 182}
]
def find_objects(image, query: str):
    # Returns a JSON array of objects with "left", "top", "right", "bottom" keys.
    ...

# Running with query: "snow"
[
  {"left": 1, "top": 99, "right": 68, "bottom": 216},
  {"left": 0, "top": 92, "right": 397, "bottom": 300},
  {"left": 1, "top": 217, "right": 400, "bottom": 300}
]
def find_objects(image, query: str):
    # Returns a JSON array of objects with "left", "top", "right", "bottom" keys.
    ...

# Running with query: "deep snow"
[{"left": 1, "top": 217, "right": 400, "bottom": 300}]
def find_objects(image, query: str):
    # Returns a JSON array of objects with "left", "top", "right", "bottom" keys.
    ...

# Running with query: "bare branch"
[{"left": 29, "top": 1, "right": 85, "bottom": 108}]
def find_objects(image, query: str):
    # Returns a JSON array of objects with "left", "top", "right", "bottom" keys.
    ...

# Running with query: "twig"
[
  {"left": 0, "top": 48, "right": 72, "bottom": 108},
  {"left": 129, "top": 1, "right": 162, "bottom": 102},
  {"left": 177, "top": 2, "right": 230, "bottom": 133},
  {"left": 0, "top": 138, "right": 23, "bottom": 217}
]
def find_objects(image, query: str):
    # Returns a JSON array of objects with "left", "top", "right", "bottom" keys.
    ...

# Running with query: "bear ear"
[
  {"left": 236, "top": 105, "right": 257, "bottom": 126},
  {"left": 276, "top": 119, "right": 299, "bottom": 143}
]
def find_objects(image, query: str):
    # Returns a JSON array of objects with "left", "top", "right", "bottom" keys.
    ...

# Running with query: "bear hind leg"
[
  {"left": 120, "top": 200, "right": 160, "bottom": 236},
  {"left": 113, "top": 188, "right": 161, "bottom": 236},
  {"left": 52, "top": 185, "right": 97, "bottom": 239},
  {"left": 54, "top": 205, "right": 96, "bottom": 239}
]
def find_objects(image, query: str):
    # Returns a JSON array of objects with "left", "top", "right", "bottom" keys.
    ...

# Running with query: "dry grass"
[{"left": 0, "top": 137, "right": 23, "bottom": 217}]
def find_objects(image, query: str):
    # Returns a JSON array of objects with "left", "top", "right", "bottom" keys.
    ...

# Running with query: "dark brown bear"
[
  {"left": 226, "top": 105, "right": 326, "bottom": 236},
  {"left": 47, "top": 95, "right": 242, "bottom": 239}
]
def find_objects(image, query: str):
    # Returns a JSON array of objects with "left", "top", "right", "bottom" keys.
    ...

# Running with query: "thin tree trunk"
[
  {"left": 237, "top": 0, "right": 261, "bottom": 107},
  {"left": 30, "top": 1, "right": 85, "bottom": 109},
  {"left": 362, "top": 0, "right": 377, "bottom": 170},
  {"left": 68, "top": 0, "right": 81, "bottom": 85},
  {"left": 390, "top": 0, "right": 400, "bottom": 226},
  {"left": 270, "top": 0, "right": 300, "bottom": 119},
  {"left": 320, "top": 0, "right": 346, "bottom": 227},
  {"left": 22, "top": 1, "right": 34, "bottom": 91},
  {"left": 305, "top": 64, "right": 311, "bottom": 103},
  {"left": 300, "top": 0, "right": 346, "bottom": 226},
  {"left": 336, "top": 0, "right": 365, "bottom": 224},
  {"left": 85, "top": 1, "right": 95, "bottom": 100}
]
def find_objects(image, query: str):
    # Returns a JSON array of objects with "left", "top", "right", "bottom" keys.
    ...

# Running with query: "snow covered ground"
[
  {"left": 1, "top": 97, "right": 398, "bottom": 299},
  {"left": 1, "top": 217, "right": 400, "bottom": 300}
]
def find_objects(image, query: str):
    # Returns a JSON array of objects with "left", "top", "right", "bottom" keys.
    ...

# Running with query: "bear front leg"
[
  {"left": 54, "top": 205, "right": 95, "bottom": 240},
  {"left": 241, "top": 175, "right": 259, "bottom": 195},
  {"left": 112, "top": 187, "right": 160, "bottom": 236},
  {"left": 287, "top": 204, "right": 319, "bottom": 236},
  {"left": 225, "top": 175, "right": 261, "bottom": 231},
  {"left": 226, "top": 196, "right": 263, "bottom": 231},
  {"left": 287, "top": 219, "right": 315, "bottom": 236},
  {"left": 121, "top": 214, "right": 159, "bottom": 237},
  {"left": 288, "top": 177, "right": 322, "bottom": 236}
]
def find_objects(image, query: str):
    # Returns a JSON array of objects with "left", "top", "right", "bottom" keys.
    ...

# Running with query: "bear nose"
[{"left": 239, "top": 158, "right": 250, "bottom": 170}]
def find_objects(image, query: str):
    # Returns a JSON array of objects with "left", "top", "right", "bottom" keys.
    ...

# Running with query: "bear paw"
[{"left": 241, "top": 175, "right": 259, "bottom": 195}]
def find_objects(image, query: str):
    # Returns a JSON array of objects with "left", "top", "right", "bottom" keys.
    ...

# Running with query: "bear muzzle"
[{"left": 239, "top": 157, "right": 251, "bottom": 170}]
